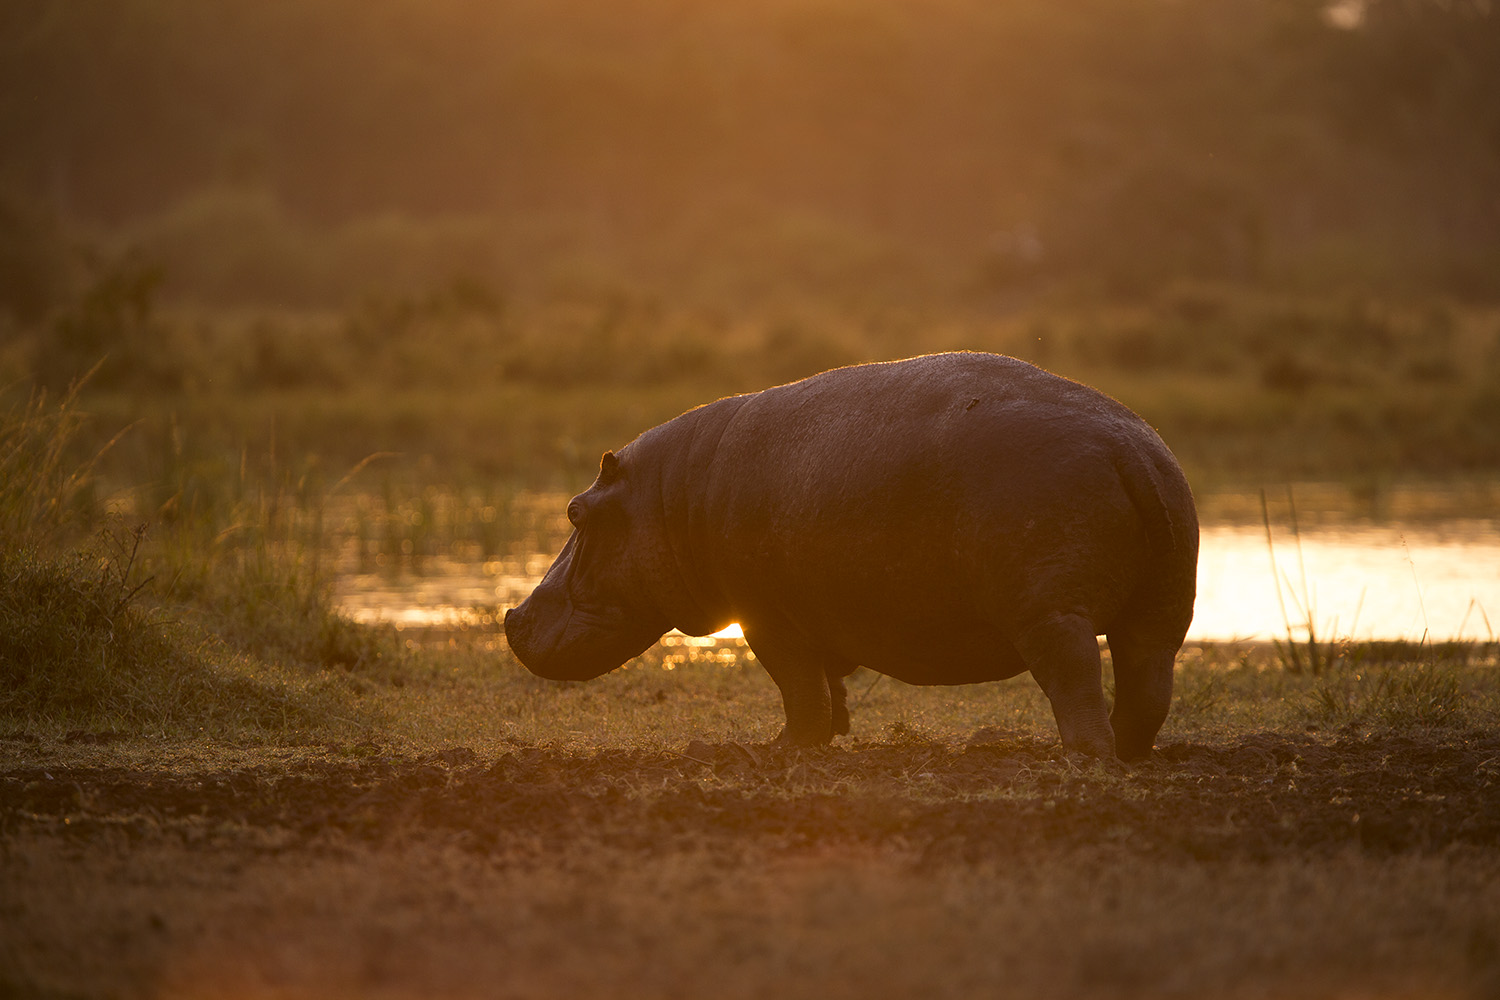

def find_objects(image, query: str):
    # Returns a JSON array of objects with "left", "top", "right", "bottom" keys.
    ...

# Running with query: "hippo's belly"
[
  {"left": 840, "top": 622, "right": 1032, "bottom": 685},
  {"left": 731, "top": 564, "right": 1039, "bottom": 685},
  {"left": 723, "top": 504, "right": 1138, "bottom": 687}
]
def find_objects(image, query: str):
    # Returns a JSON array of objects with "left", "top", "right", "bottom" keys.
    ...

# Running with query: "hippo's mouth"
[{"left": 505, "top": 597, "right": 661, "bottom": 681}]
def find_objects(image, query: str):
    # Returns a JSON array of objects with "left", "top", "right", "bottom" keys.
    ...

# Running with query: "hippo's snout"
[
  {"left": 505, "top": 589, "right": 661, "bottom": 682},
  {"left": 503, "top": 594, "right": 580, "bottom": 679}
]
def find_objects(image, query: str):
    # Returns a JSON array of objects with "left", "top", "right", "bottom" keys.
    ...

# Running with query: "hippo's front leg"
[{"left": 743, "top": 623, "right": 847, "bottom": 746}]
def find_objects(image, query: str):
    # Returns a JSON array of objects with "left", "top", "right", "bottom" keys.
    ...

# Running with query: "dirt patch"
[
  {"left": 5, "top": 731, "right": 1500, "bottom": 860},
  {"left": 5, "top": 731, "right": 1500, "bottom": 999}
]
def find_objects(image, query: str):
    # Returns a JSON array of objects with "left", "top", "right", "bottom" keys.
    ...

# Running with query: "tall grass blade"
[
  {"left": 1283, "top": 486, "right": 1325, "bottom": 675},
  {"left": 1401, "top": 534, "right": 1432, "bottom": 644},
  {"left": 1261, "top": 488, "right": 1304, "bottom": 674}
]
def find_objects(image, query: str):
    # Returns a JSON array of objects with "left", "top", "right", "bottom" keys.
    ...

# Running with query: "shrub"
[
  {"left": 32, "top": 255, "right": 188, "bottom": 394},
  {"left": 0, "top": 190, "right": 73, "bottom": 326},
  {"left": 0, "top": 533, "right": 189, "bottom": 728}
]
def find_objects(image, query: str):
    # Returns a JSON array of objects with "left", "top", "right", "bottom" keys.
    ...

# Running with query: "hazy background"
[{"left": 4, "top": 0, "right": 1499, "bottom": 311}]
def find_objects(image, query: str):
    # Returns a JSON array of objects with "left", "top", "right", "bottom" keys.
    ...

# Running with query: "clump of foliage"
[
  {"left": 0, "top": 531, "right": 335, "bottom": 733},
  {"left": 136, "top": 437, "right": 409, "bottom": 679},
  {"left": 0, "top": 374, "right": 392, "bottom": 737},
  {"left": 1306, "top": 656, "right": 1468, "bottom": 732},
  {"left": 0, "top": 188, "right": 73, "bottom": 327},
  {"left": 31, "top": 254, "right": 194, "bottom": 394},
  {"left": 0, "top": 534, "right": 171, "bottom": 727}
]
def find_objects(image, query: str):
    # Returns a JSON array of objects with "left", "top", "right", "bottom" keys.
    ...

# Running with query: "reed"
[
  {"left": 1259, "top": 486, "right": 1351, "bottom": 676},
  {"left": 0, "top": 367, "right": 121, "bottom": 547}
]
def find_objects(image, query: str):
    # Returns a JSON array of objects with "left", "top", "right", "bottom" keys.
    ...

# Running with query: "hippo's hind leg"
[
  {"left": 1015, "top": 613, "right": 1116, "bottom": 759},
  {"left": 743, "top": 623, "right": 850, "bottom": 746},
  {"left": 829, "top": 671, "right": 849, "bottom": 736},
  {"left": 1105, "top": 627, "right": 1179, "bottom": 760},
  {"left": 829, "top": 667, "right": 858, "bottom": 736}
]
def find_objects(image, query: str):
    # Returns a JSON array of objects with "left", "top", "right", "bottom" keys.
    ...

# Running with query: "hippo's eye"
[{"left": 567, "top": 500, "right": 584, "bottom": 527}]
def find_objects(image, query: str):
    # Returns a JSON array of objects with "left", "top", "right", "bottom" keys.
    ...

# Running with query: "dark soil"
[
  {"left": 5, "top": 731, "right": 1500, "bottom": 1000},
  {"left": 6, "top": 731, "right": 1499, "bottom": 861}
]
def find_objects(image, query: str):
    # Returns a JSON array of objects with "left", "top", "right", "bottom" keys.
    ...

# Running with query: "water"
[
  {"left": 1197, "top": 520, "right": 1499, "bottom": 642},
  {"left": 334, "top": 496, "right": 1500, "bottom": 644}
]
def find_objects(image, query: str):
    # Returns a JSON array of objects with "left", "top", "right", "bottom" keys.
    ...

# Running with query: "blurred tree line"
[{"left": 2, "top": 0, "right": 1499, "bottom": 312}]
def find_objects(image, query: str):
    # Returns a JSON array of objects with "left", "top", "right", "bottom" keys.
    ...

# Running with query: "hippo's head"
[{"left": 504, "top": 451, "right": 671, "bottom": 680}]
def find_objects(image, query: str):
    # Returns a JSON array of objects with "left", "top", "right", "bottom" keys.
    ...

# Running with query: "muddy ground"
[{"left": 5, "top": 731, "right": 1500, "bottom": 998}]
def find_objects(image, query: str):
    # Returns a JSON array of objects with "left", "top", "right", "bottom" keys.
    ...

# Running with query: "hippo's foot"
[
  {"left": 1110, "top": 733, "right": 1156, "bottom": 762},
  {"left": 771, "top": 724, "right": 834, "bottom": 748},
  {"left": 1060, "top": 732, "right": 1118, "bottom": 760},
  {"left": 831, "top": 706, "right": 850, "bottom": 737}
]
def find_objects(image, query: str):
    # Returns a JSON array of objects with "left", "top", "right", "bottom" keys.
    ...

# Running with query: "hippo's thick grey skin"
[{"left": 504, "top": 352, "right": 1198, "bottom": 760}]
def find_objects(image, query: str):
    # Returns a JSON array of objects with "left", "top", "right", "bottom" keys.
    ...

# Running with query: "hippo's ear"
[{"left": 599, "top": 451, "right": 620, "bottom": 484}]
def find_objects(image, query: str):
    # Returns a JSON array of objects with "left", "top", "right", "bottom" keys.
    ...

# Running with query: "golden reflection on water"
[
  {"left": 335, "top": 514, "right": 1500, "bottom": 644},
  {"left": 1196, "top": 520, "right": 1500, "bottom": 642}
]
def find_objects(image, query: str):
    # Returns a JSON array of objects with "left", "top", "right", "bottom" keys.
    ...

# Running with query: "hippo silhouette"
[{"left": 505, "top": 352, "right": 1198, "bottom": 759}]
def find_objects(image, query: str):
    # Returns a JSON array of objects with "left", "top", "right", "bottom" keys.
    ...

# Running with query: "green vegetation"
[
  {"left": 0, "top": 540, "right": 351, "bottom": 735},
  {"left": 3, "top": 0, "right": 1499, "bottom": 497}
]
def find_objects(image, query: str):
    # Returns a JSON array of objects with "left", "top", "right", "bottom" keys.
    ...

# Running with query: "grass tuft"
[
  {"left": 0, "top": 370, "right": 118, "bottom": 547},
  {"left": 0, "top": 533, "right": 354, "bottom": 736},
  {"left": 0, "top": 386, "right": 383, "bottom": 738},
  {"left": 1306, "top": 658, "right": 1467, "bottom": 732},
  {"left": 0, "top": 535, "right": 177, "bottom": 726}
]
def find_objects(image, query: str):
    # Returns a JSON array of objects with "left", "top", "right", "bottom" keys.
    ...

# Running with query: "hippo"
[{"left": 504, "top": 352, "right": 1198, "bottom": 759}]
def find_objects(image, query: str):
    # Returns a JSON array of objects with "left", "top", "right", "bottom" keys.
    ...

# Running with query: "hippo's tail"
[{"left": 1116, "top": 445, "right": 1199, "bottom": 637}]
